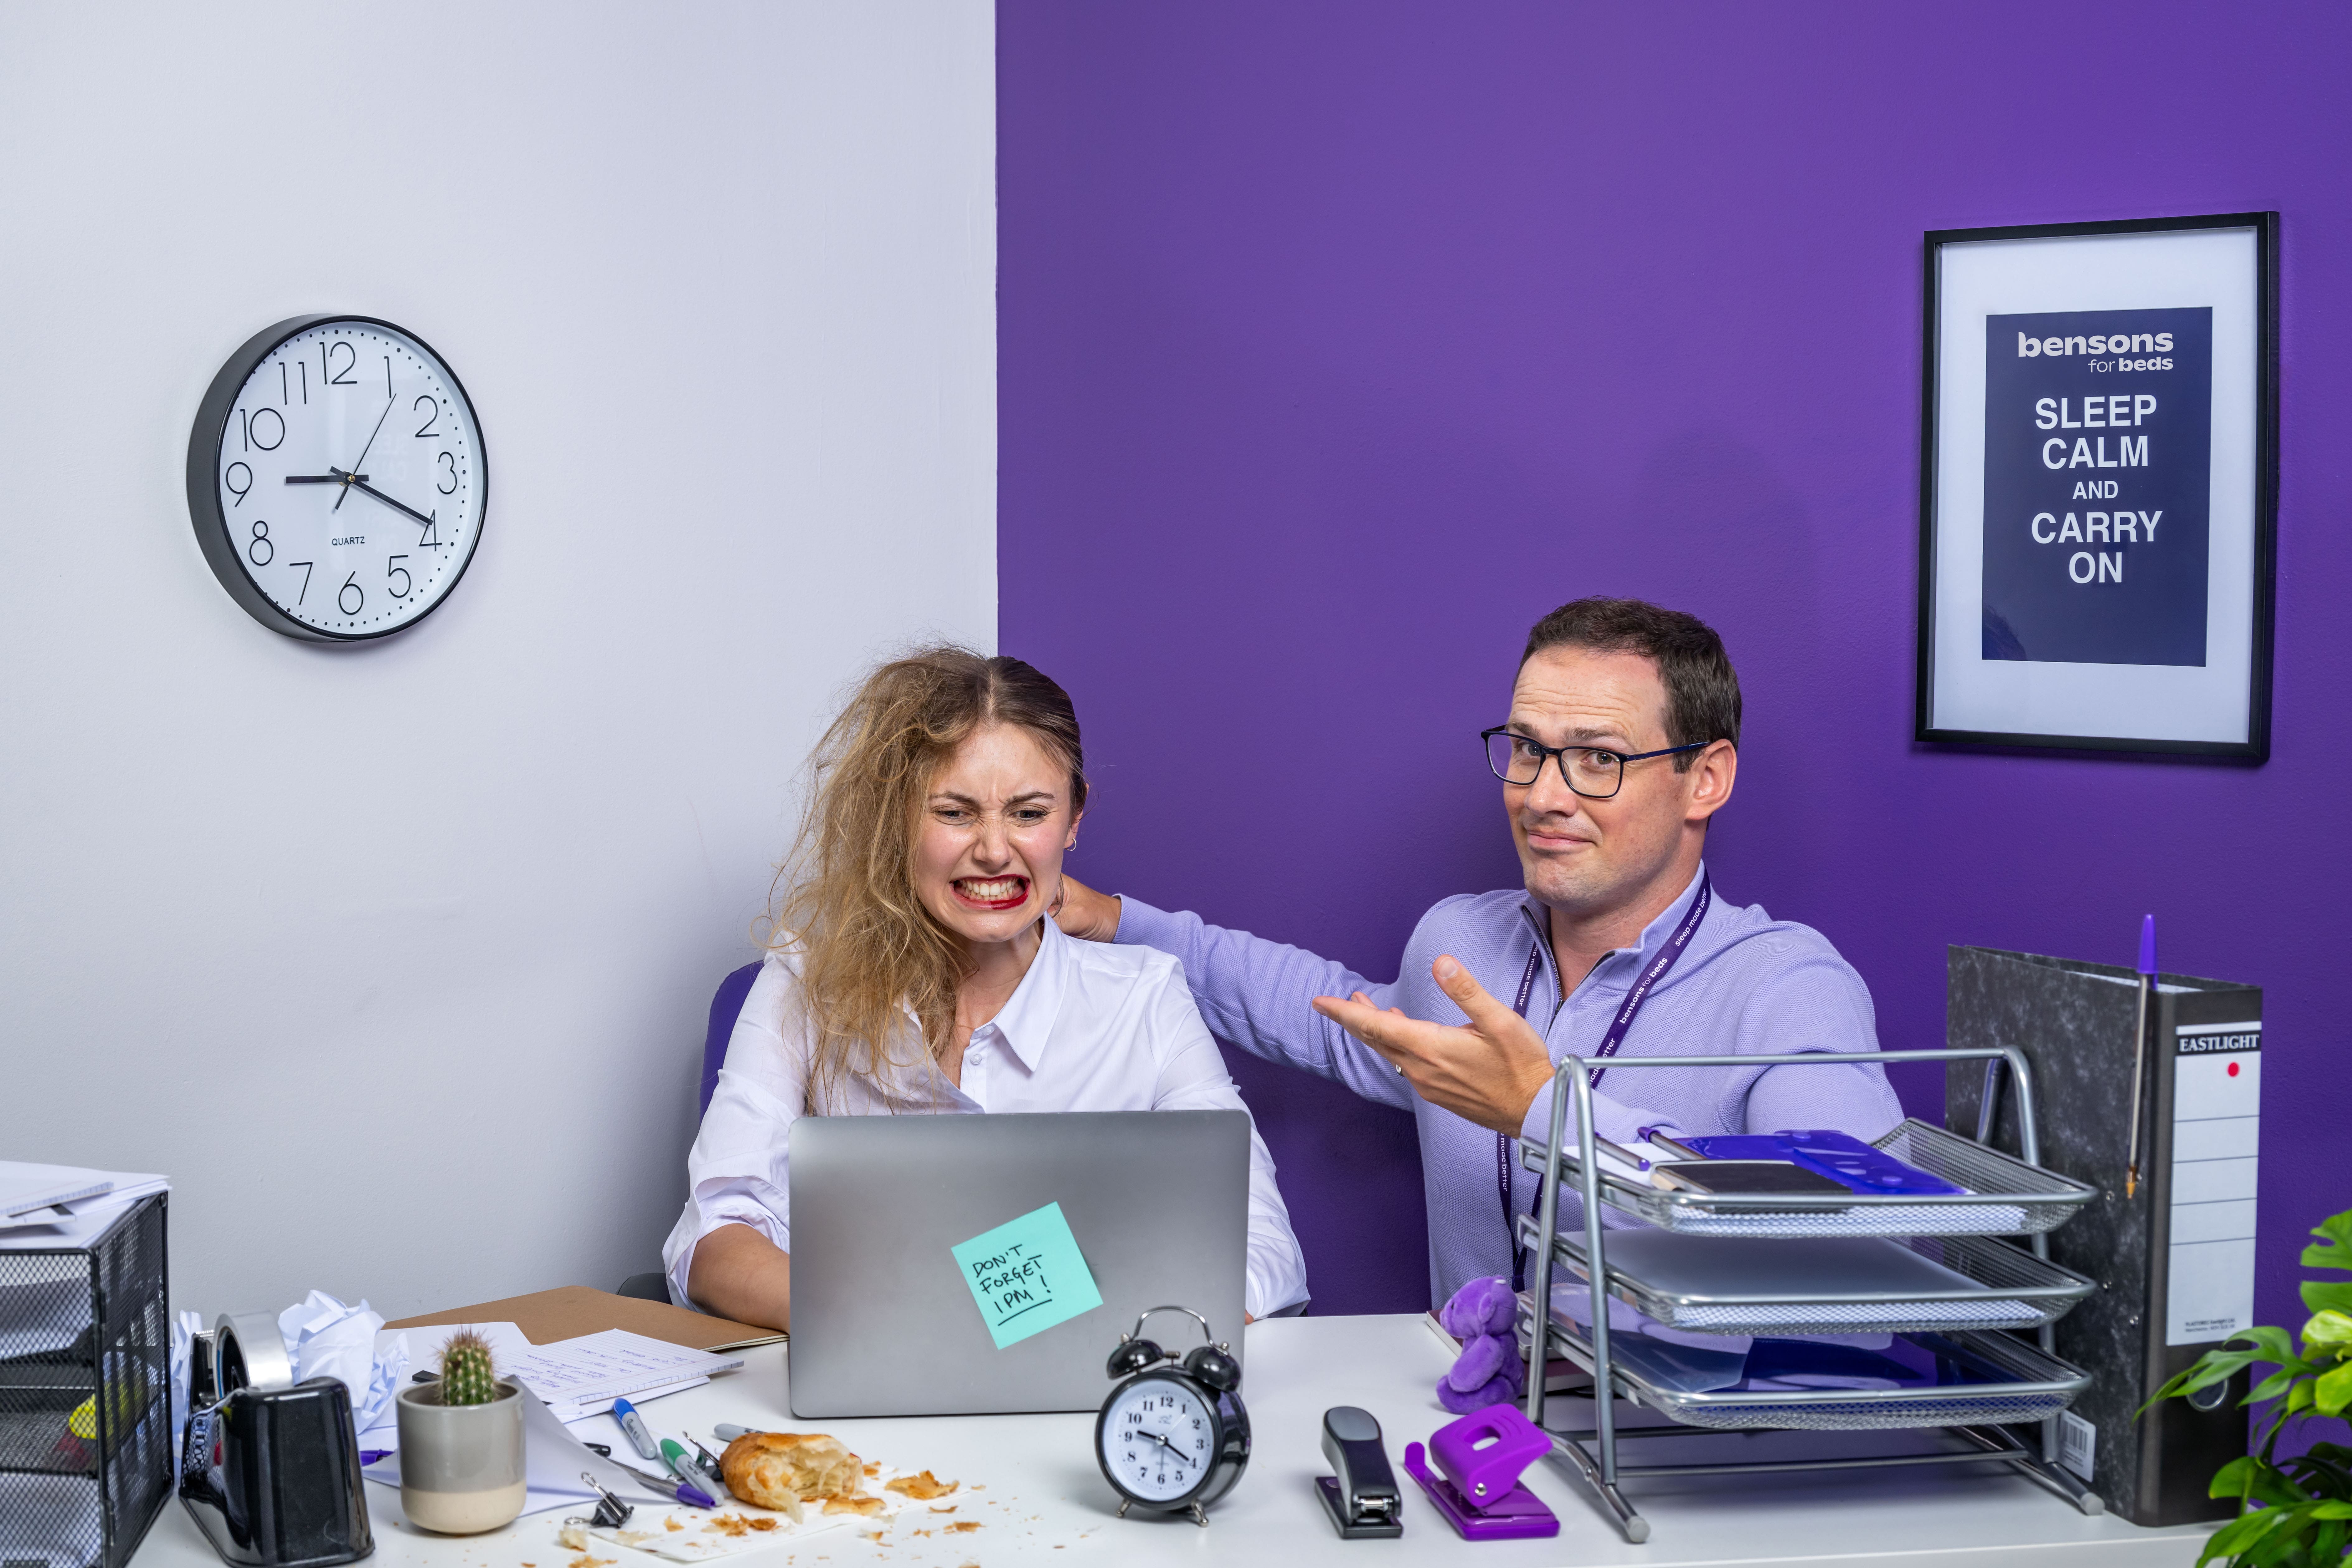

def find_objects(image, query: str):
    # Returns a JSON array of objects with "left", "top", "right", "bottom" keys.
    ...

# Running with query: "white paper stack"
[{"left": 0, "top": 1162, "right": 170, "bottom": 1244}]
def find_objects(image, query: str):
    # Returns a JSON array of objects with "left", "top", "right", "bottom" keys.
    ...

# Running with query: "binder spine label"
[{"left": 2166, "top": 1024, "right": 2261, "bottom": 1347}]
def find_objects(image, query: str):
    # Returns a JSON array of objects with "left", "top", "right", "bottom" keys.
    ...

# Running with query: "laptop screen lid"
[{"left": 786, "top": 1110, "right": 1251, "bottom": 1418}]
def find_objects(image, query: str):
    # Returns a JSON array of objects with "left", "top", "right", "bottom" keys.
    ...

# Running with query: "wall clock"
[{"left": 185, "top": 315, "right": 487, "bottom": 641}]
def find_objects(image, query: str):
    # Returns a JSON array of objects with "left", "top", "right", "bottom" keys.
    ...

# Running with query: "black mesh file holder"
[{"left": 0, "top": 1193, "right": 173, "bottom": 1568}]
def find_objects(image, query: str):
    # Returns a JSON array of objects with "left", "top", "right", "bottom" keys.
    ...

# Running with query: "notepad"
[
  {"left": 394, "top": 1322, "right": 745, "bottom": 1423},
  {"left": 0, "top": 1165, "right": 114, "bottom": 1219},
  {"left": 0, "top": 1162, "right": 168, "bottom": 1236}
]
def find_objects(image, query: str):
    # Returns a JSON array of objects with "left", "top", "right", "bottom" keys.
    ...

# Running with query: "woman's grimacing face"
[{"left": 912, "top": 722, "right": 1080, "bottom": 950}]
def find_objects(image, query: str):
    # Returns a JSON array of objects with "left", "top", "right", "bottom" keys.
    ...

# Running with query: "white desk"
[{"left": 132, "top": 1314, "right": 2218, "bottom": 1568}]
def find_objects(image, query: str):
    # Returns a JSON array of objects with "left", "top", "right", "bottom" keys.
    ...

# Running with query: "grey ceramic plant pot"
[{"left": 395, "top": 1380, "right": 527, "bottom": 1534}]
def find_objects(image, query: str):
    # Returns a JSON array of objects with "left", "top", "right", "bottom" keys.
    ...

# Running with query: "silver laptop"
[{"left": 786, "top": 1110, "right": 1251, "bottom": 1418}]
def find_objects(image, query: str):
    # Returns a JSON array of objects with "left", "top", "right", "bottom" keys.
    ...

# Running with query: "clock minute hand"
[
  {"left": 285, "top": 472, "right": 366, "bottom": 484},
  {"left": 334, "top": 397, "right": 399, "bottom": 512},
  {"left": 1139, "top": 1431, "right": 1191, "bottom": 1467},
  {"left": 333, "top": 469, "right": 437, "bottom": 530}
]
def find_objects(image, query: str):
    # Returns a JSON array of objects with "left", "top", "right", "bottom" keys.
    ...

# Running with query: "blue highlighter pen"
[{"left": 610, "top": 1397, "right": 661, "bottom": 1462}]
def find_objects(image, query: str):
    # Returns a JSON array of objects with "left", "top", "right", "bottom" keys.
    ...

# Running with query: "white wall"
[{"left": 0, "top": 3, "right": 996, "bottom": 1319}]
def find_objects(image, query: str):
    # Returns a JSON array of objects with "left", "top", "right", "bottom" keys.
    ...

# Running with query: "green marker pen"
[{"left": 659, "top": 1437, "right": 697, "bottom": 1487}]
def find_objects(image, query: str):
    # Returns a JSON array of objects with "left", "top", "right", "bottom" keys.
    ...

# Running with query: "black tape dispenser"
[{"left": 179, "top": 1312, "right": 374, "bottom": 1568}]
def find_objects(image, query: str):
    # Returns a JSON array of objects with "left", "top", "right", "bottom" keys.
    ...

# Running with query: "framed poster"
[{"left": 1915, "top": 212, "right": 2278, "bottom": 758}]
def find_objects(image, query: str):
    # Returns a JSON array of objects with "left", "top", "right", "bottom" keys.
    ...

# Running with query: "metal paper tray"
[
  {"left": 1522, "top": 1222, "right": 2095, "bottom": 1336},
  {"left": 1521, "top": 1118, "right": 2095, "bottom": 1237},
  {"left": 1518, "top": 1310, "right": 2089, "bottom": 1432}
]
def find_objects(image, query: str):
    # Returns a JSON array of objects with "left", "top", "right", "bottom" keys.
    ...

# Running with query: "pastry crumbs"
[
  {"left": 948, "top": 1521, "right": 981, "bottom": 1533},
  {"left": 748, "top": 1518, "right": 777, "bottom": 1532},
  {"left": 664, "top": 1518, "right": 683, "bottom": 1532},
  {"left": 885, "top": 1470, "right": 958, "bottom": 1500}
]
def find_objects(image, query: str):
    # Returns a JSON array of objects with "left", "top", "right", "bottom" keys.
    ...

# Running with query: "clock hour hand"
[
  {"left": 332, "top": 468, "right": 438, "bottom": 530},
  {"left": 284, "top": 473, "right": 366, "bottom": 484}
]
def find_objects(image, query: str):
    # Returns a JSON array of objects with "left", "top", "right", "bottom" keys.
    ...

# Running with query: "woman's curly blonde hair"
[{"left": 775, "top": 647, "right": 1086, "bottom": 1108}]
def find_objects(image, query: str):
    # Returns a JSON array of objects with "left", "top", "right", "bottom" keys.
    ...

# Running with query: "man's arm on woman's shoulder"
[
  {"left": 1142, "top": 967, "right": 1311, "bottom": 1318},
  {"left": 1058, "top": 875, "right": 1413, "bottom": 1111}
]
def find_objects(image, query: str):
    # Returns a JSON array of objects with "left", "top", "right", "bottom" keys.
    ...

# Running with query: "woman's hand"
[{"left": 1051, "top": 874, "right": 1122, "bottom": 942}]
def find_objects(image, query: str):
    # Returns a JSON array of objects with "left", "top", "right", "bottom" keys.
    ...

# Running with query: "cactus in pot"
[
  {"left": 438, "top": 1329, "right": 499, "bottom": 1406},
  {"left": 395, "top": 1327, "right": 526, "bottom": 1534}
]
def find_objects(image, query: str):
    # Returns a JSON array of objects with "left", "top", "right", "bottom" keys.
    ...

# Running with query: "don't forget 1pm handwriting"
[{"left": 967, "top": 1242, "right": 1054, "bottom": 1325}]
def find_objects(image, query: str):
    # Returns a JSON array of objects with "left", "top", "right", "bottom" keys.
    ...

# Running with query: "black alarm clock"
[{"left": 1094, "top": 1306, "right": 1250, "bottom": 1526}]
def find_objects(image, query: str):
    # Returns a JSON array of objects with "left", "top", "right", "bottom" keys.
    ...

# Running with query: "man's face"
[{"left": 1501, "top": 645, "right": 1724, "bottom": 919}]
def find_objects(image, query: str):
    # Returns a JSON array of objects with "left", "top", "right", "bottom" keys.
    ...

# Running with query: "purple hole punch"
[{"left": 1402, "top": 1402, "right": 1559, "bottom": 1540}]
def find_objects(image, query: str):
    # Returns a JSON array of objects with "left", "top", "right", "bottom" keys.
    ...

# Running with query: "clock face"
[
  {"left": 1099, "top": 1376, "right": 1216, "bottom": 1503},
  {"left": 196, "top": 317, "right": 485, "bottom": 640}
]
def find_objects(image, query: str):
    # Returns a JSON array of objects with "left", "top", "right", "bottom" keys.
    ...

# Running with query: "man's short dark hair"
[{"left": 1520, "top": 598, "right": 1740, "bottom": 768}]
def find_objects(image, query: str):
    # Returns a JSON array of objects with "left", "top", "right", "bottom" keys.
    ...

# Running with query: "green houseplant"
[{"left": 2151, "top": 1210, "right": 2352, "bottom": 1566}]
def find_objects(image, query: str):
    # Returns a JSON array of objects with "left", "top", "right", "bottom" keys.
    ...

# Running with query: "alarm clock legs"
[{"left": 1189, "top": 1504, "right": 1209, "bottom": 1528}]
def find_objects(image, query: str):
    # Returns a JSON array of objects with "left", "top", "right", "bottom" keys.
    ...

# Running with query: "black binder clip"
[
  {"left": 1315, "top": 1406, "right": 1404, "bottom": 1539},
  {"left": 688, "top": 1438, "right": 728, "bottom": 1490},
  {"left": 579, "top": 1472, "right": 634, "bottom": 1528}
]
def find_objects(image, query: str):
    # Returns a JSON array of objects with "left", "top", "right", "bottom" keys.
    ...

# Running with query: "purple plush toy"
[{"left": 1436, "top": 1275, "right": 1525, "bottom": 1413}]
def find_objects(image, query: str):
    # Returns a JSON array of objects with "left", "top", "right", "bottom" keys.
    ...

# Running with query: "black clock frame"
[
  {"left": 185, "top": 314, "right": 489, "bottom": 643},
  {"left": 1094, "top": 1367, "right": 1251, "bottom": 1518}
]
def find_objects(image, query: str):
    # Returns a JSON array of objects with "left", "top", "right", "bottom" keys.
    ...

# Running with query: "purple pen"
[
  {"left": 615, "top": 1459, "right": 716, "bottom": 1509},
  {"left": 2125, "top": 914, "right": 2157, "bottom": 1199}
]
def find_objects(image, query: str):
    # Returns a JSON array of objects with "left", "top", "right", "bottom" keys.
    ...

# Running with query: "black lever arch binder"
[{"left": 1946, "top": 944, "right": 2261, "bottom": 1528}]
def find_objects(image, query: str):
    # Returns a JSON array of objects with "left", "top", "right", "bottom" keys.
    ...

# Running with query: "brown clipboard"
[{"left": 386, "top": 1286, "right": 784, "bottom": 1353}]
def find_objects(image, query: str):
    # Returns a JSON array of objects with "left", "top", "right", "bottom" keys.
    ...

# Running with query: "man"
[{"left": 1054, "top": 597, "right": 1900, "bottom": 1305}]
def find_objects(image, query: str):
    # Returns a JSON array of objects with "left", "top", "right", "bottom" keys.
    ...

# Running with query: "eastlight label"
[{"left": 2167, "top": 1025, "right": 2260, "bottom": 1347}]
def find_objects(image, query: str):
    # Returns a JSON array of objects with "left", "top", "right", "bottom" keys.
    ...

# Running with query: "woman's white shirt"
[{"left": 661, "top": 919, "right": 1311, "bottom": 1319}]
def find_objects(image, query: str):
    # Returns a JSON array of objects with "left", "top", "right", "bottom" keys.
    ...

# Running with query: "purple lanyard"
[{"left": 1496, "top": 871, "right": 1712, "bottom": 1291}]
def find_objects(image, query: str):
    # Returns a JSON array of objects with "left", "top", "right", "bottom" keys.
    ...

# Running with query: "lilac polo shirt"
[{"left": 1114, "top": 864, "right": 1902, "bottom": 1306}]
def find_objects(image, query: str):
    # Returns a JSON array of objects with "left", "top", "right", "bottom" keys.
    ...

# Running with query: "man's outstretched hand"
[
  {"left": 1311, "top": 956, "right": 1557, "bottom": 1134},
  {"left": 1050, "top": 873, "right": 1122, "bottom": 942}
]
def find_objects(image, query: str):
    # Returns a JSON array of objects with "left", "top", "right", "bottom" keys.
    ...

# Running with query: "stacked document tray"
[
  {"left": 1521, "top": 1225, "right": 2097, "bottom": 1336},
  {"left": 1520, "top": 1314, "right": 2091, "bottom": 1432},
  {"left": 1512, "top": 1047, "right": 2103, "bottom": 1542},
  {"left": 1520, "top": 1119, "right": 2097, "bottom": 1238}
]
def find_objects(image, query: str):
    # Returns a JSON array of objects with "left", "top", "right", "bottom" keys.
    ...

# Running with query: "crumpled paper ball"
[{"left": 277, "top": 1290, "right": 408, "bottom": 1433}]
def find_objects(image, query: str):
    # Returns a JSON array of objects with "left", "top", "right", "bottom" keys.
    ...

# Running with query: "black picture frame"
[{"left": 1915, "top": 212, "right": 2278, "bottom": 760}]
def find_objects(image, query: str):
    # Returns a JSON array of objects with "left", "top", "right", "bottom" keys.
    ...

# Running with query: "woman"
[{"left": 661, "top": 648, "right": 1309, "bottom": 1329}]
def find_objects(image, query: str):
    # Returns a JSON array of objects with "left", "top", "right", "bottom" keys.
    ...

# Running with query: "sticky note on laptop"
[{"left": 951, "top": 1201, "right": 1104, "bottom": 1349}]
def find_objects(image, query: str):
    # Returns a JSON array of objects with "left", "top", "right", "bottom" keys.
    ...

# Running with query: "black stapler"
[{"left": 1316, "top": 1406, "right": 1404, "bottom": 1539}]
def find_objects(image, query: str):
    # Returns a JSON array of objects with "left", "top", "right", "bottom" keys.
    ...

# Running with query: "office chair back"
[
  {"left": 618, "top": 957, "right": 769, "bottom": 1304},
  {"left": 702, "top": 960, "right": 763, "bottom": 1117}
]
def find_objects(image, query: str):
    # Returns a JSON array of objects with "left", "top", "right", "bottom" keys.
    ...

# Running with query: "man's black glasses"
[{"left": 1480, "top": 728, "right": 1707, "bottom": 800}]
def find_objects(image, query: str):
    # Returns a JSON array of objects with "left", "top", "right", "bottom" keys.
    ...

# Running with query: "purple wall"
[{"left": 997, "top": 2, "right": 2352, "bottom": 1318}]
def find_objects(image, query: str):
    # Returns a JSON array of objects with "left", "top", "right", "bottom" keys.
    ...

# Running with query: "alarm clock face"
[
  {"left": 195, "top": 317, "right": 485, "bottom": 640},
  {"left": 1099, "top": 1374, "right": 1217, "bottom": 1504}
]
